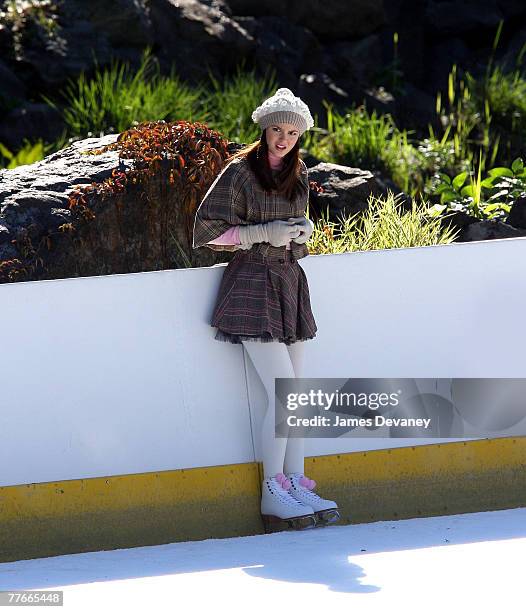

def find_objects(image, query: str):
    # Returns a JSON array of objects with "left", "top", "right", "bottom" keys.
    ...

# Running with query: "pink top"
[
  {"left": 208, "top": 225, "right": 240, "bottom": 244},
  {"left": 207, "top": 151, "right": 292, "bottom": 250}
]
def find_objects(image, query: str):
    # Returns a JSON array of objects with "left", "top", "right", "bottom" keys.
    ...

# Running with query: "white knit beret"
[{"left": 251, "top": 88, "right": 314, "bottom": 135}]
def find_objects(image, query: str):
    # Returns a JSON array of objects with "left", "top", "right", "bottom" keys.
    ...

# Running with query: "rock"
[
  {"left": 0, "top": 127, "right": 238, "bottom": 283},
  {"left": 425, "top": 1, "right": 503, "bottom": 37},
  {"left": 506, "top": 196, "right": 526, "bottom": 230},
  {"left": 361, "top": 86, "right": 397, "bottom": 116},
  {"left": 296, "top": 73, "right": 351, "bottom": 129},
  {"left": 0, "top": 20, "right": 13, "bottom": 56},
  {"left": 226, "top": 0, "right": 385, "bottom": 40},
  {"left": 326, "top": 35, "right": 383, "bottom": 87},
  {"left": 235, "top": 16, "right": 323, "bottom": 86},
  {"left": 425, "top": 37, "right": 471, "bottom": 92},
  {"left": 0, "top": 103, "right": 64, "bottom": 150},
  {"left": 435, "top": 210, "right": 478, "bottom": 241},
  {"left": 2, "top": 0, "right": 153, "bottom": 87},
  {"left": 71, "top": 0, "right": 153, "bottom": 47},
  {"left": 149, "top": 0, "right": 255, "bottom": 83},
  {"left": 299, "top": 149, "right": 323, "bottom": 169},
  {"left": 392, "top": 83, "right": 437, "bottom": 134},
  {"left": 0, "top": 134, "right": 134, "bottom": 265},
  {"left": 457, "top": 219, "right": 526, "bottom": 242},
  {"left": 497, "top": 0, "right": 526, "bottom": 18},
  {"left": 305, "top": 161, "right": 404, "bottom": 223},
  {"left": 0, "top": 59, "right": 26, "bottom": 106},
  {"left": 381, "top": 0, "right": 427, "bottom": 86}
]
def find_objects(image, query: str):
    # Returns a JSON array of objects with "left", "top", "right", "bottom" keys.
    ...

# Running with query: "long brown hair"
[{"left": 228, "top": 130, "right": 302, "bottom": 202}]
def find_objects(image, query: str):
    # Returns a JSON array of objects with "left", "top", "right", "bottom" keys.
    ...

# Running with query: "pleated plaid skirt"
[{"left": 211, "top": 248, "right": 317, "bottom": 345}]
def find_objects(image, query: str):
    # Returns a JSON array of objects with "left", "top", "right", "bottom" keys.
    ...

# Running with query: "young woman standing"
[{"left": 193, "top": 88, "right": 340, "bottom": 531}]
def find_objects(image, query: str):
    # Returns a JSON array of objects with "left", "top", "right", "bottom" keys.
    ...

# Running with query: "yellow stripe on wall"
[{"left": 1, "top": 438, "right": 525, "bottom": 563}]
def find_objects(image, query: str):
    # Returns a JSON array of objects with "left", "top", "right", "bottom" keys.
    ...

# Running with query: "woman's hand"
[
  {"left": 238, "top": 219, "right": 301, "bottom": 248},
  {"left": 288, "top": 216, "right": 314, "bottom": 244}
]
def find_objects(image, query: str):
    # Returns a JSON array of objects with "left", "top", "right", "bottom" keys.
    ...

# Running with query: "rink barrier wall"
[
  {"left": 2, "top": 236, "right": 526, "bottom": 489},
  {"left": 1, "top": 437, "right": 525, "bottom": 563},
  {"left": 2, "top": 236, "right": 526, "bottom": 561}
]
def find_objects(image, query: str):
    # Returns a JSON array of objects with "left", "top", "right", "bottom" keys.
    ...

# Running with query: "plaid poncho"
[{"left": 192, "top": 156, "right": 310, "bottom": 260}]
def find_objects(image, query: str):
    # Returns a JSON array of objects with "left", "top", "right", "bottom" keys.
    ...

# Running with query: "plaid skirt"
[{"left": 210, "top": 248, "right": 317, "bottom": 345}]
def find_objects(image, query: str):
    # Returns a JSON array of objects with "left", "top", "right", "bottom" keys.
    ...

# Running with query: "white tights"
[{"left": 241, "top": 340, "right": 306, "bottom": 479}]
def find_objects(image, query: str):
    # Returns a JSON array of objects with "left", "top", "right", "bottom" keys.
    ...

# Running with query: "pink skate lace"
[
  {"left": 299, "top": 475, "right": 316, "bottom": 490},
  {"left": 274, "top": 473, "right": 292, "bottom": 490}
]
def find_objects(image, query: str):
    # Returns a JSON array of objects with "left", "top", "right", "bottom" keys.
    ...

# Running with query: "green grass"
[
  {"left": 0, "top": 32, "right": 523, "bottom": 259},
  {"left": 307, "top": 191, "right": 459, "bottom": 254},
  {"left": 200, "top": 61, "right": 279, "bottom": 144},
  {"left": 434, "top": 22, "right": 526, "bottom": 174},
  {"left": 302, "top": 104, "right": 424, "bottom": 195},
  {"left": 0, "top": 139, "right": 46, "bottom": 169},
  {"left": 45, "top": 50, "right": 279, "bottom": 143},
  {"left": 46, "top": 48, "right": 208, "bottom": 137}
]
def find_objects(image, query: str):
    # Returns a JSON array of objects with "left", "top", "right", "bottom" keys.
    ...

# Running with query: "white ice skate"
[
  {"left": 286, "top": 473, "right": 340, "bottom": 526},
  {"left": 261, "top": 473, "right": 316, "bottom": 533}
]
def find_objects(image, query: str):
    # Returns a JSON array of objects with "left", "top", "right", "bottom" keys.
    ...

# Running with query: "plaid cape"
[
  {"left": 192, "top": 155, "right": 317, "bottom": 344},
  {"left": 192, "top": 156, "right": 310, "bottom": 260}
]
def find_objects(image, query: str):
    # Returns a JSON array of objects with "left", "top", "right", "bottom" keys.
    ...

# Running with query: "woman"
[{"left": 193, "top": 88, "right": 340, "bottom": 531}]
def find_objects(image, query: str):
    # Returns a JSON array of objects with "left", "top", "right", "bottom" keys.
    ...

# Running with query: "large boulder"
[
  {"left": 149, "top": 0, "right": 255, "bottom": 82},
  {"left": 0, "top": 124, "right": 234, "bottom": 284},
  {"left": 225, "top": 0, "right": 386, "bottom": 40},
  {"left": 457, "top": 219, "right": 526, "bottom": 242},
  {"left": 0, "top": 0, "right": 153, "bottom": 86},
  {"left": 0, "top": 103, "right": 64, "bottom": 150},
  {"left": 0, "top": 59, "right": 26, "bottom": 105},
  {"left": 306, "top": 161, "right": 407, "bottom": 223},
  {"left": 235, "top": 15, "right": 323, "bottom": 87},
  {"left": 507, "top": 196, "right": 526, "bottom": 230}
]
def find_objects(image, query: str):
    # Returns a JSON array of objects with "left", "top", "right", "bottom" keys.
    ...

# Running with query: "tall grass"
[
  {"left": 302, "top": 104, "right": 423, "bottom": 195},
  {"left": 434, "top": 22, "right": 526, "bottom": 173},
  {"left": 201, "top": 62, "right": 279, "bottom": 144},
  {"left": 46, "top": 49, "right": 208, "bottom": 137},
  {"left": 307, "top": 191, "right": 459, "bottom": 254},
  {"left": 0, "top": 139, "right": 45, "bottom": 169},
  {"left": 5, "top": 30, "right": 525, "bottom": 213},
  {"left": 47, "top": 52, "right": 279, "bottom": 144}
]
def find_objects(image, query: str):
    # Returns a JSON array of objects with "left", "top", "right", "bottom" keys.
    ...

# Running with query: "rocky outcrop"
[
  {"left": 0, "top": 130, "right": 234, "bottom": 283},
  {"left": 0, "top": 129, "right": 409, "bottom": 284},
  {"left": 2, "top": 133, "right": 526, "bottom": 284},
  {"left": 458, "top": 218, "right": 526, "bottom": 241},
  {"left": 149, "top": 0, "right": 255, "bottom": 82},
  {"left": 1, "top": 0, "right": 525, "bottom": 148},
  {"left": 507, "top": 195, "right": 526, "bottom": 229},
  {"left": 305, "top": 161, "right": 407, "bottom": 223},
  {"left": 226, "top": 0, "right": 386, "bottom": 39}
]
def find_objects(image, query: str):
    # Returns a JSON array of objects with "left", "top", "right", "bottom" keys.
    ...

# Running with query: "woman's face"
[{"left": 265, "top": 123, "right": 300, "bottom": 158}]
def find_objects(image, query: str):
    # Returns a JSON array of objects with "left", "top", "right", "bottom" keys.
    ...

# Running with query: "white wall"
[{"left": 1, "top": 236, "right": 525, "bottom": 487}]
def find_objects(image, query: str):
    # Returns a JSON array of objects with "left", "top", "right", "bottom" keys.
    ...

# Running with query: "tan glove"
[
  {"left": 288, "top": 216, "right": 314, "bottom": 244},
  {"left": 238, "top": 219, "right": 301, "bottom": 248}
]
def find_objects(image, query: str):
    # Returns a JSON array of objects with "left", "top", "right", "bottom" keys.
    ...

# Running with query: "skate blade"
[
  {"left": 261, "top": 513, "right": 316, "bottom": 533},
  {"left": 314, "top": 508, "right": 340, "bottom": 526}
]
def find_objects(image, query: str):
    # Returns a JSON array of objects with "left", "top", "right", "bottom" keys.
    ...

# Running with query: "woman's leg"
[
  {"left": 284, "top": 341, "right": 306, "bottom": 475},
  {"left": 242, "top": 340, "right": 296, "bottom": 478}
]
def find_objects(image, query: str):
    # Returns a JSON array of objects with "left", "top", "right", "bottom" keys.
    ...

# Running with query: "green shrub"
[
  {"left": 0, "top": 139, "right": 45, "bottom": 169},
  {"left": 201, "top": 62, "right": 279, "bottom": 144},
  {"left": 429, "top": 156, "right": 526, "bottom": 220},
  {"left": 308, "top": 191, "right": 459, "bottom": 254},
  {"left": 48, "top": 48, "right": 207, "bottom": 137}
]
